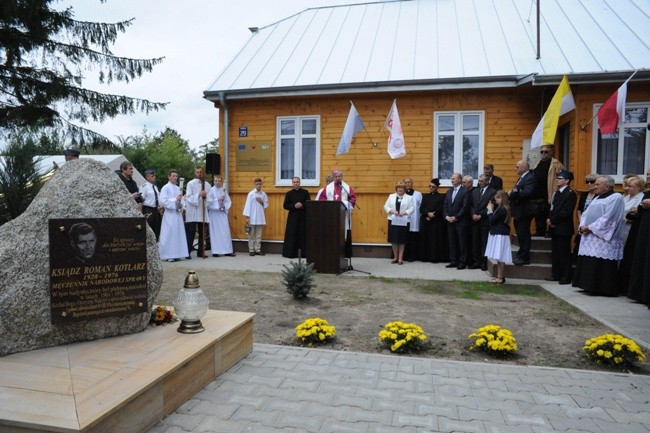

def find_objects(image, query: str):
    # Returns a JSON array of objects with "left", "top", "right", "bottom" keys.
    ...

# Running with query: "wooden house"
[{"left": 204, "top": 0, "right": 650, "bottom": 255}]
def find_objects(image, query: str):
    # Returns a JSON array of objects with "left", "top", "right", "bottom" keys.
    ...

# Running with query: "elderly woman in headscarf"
[{"left": 572, "top": 175, "right": 625, "bottom": 296}]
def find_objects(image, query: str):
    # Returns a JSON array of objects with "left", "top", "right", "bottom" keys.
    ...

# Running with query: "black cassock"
[
  {"left": 419, "top": 191, "right": 449, "bottom": 262},
  {"left": 282, "top": 187, "right": 311, "bottom": 258},
  {"left": 628, "top": 191, "right": 650, "bottom": 305}
]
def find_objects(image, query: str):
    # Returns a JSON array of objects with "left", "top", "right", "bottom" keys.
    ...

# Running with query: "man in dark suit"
[
  {"left": 509, "top": 160, "right": 536, "bottom": 265},
  {"left": 462, "top": 175, "right": 475, "bottom": 267},
  {"left": 484, "top": 164, "right": 503, "bottom": 191},
  {"left": 470, "top": 174, "right": 496, "bottom": 270},
  {"left": 443, "top": 173, "right": 470, "bottom": 269},
  {"left": 545, "top": 170, "right": 577, "bottom": 284}
]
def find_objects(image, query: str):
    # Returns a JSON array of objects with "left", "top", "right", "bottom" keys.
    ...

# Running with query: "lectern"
[{"left": 306, "top": 201, "right": 347, "bottom": 273}]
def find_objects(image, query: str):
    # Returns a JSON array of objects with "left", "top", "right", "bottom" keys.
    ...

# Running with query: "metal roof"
[{"left": 204, "top": 0, "right": 650, "bottom": 100}]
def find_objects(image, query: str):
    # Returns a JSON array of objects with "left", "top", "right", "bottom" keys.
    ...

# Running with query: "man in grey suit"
[
  {"left": 470, "top": 174, "right": 496, "bottom": 270},
  {"left": 443, "top": 173, "right": 470, "bottom": 269},
  {"left": 509, "top": 160, "right": 536, "bottom": 265}
]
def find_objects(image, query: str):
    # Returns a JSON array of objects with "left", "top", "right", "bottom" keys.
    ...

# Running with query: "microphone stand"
[
  {"left": 336, "top": 182, "right": 370, "bottom": 275},
  {"left": 201, "top": 174, "right": 207, "bottom": 259}
]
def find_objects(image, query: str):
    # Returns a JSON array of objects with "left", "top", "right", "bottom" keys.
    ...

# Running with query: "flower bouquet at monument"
[{"left": 149, "top": 304, "right": 178, "bottom": 326}]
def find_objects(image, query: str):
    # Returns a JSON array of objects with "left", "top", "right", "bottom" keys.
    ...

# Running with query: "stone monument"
[{"left": 0, "top": 158, "right": 163, "bottom": 356}]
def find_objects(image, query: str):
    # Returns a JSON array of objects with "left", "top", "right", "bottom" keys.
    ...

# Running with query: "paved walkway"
[{"left": 149, "top": 255, "right": 650, "bottom": 433}]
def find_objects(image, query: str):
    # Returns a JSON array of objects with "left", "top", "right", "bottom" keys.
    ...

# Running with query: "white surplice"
[
  {"left": 578, "top": 191, "right": 625, "bottom": 260},
  {"left": 159, "top": 181, "right": 189, "bottom": 260},
  {"left": 207, "top": 186, "right": 234, "bottom": 255},
  {"left": 184, "top": 178, "right": 213, "bottom": 223},
  {"left": 242, "top": 188, "right": 269, "bottom": 225}
]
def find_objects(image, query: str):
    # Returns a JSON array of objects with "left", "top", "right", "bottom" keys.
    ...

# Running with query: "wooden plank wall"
[{"left": 217, "top": 84, "right": 650, "bottom": 245}]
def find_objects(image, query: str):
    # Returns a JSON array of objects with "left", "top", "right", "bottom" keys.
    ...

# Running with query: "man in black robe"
[
  {"left": 115, "top": 161, "right": 143, "bottom": 206},
  {"left": 282, "top": 177, "right": 311, "bottom": 258},
  {"left": 419, "top": 178, "right": 448, "bottom": 263}
]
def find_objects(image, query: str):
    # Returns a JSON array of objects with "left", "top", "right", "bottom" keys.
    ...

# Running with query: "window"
[
  {"left": 593, "top": 103, "right": 650, "bottom": 182},
  {"left": 433, "top": 111, "right": 484, "bottom": 186},
  {"left": 276, "top": 116, "right": 320, "bottom": 186}
]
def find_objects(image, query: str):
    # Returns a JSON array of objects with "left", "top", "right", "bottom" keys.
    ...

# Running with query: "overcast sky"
[{"left": 61, "top": 0, "right": 364, "bottom": 151}]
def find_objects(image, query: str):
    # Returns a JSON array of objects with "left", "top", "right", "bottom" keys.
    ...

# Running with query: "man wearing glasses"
[{"left": 532, "top": 145, "right": 564, "bottom": 236}]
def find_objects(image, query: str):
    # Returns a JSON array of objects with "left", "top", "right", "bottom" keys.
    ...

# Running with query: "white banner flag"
[
  {"left": 336, "top": 102, "right": 365, "bottom": 155},
  {"left": 384, "top": 100, "right": 406, "bottom": 159}
]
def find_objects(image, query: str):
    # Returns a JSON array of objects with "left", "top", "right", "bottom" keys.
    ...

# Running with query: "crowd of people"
[
  {"left": 97, "top": 150, "right": 649, "bottom": 307},
  {"left": 379, "top": 156, "right": 650, "bottom": 308},
  {"left": 124, "top": 165, "right": 355, "bottom": 265}
]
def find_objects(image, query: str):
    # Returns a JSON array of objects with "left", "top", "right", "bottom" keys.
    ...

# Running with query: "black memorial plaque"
[{"left": 49, "top": 218, "right": 148, "bottom": 324}]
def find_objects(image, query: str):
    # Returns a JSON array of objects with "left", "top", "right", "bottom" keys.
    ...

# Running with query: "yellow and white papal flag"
[
  {"left": 385, "top": 99, "right": 406, "bottom": 159},
  {"left": 530, "top": 75, "right": 575, "bottom": 149}
]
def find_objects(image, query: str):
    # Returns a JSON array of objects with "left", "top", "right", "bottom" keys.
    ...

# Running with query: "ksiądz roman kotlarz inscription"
[{"left": 49, "top": 218, "right": 149, "bottom": 324}]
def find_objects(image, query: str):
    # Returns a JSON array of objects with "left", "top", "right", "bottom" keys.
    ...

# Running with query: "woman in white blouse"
[{"left": 383, "top": 181, "right": 415, "bottom": 265}]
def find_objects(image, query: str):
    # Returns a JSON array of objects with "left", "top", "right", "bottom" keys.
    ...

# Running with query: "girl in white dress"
[{"left": 485, "top": 190, "right": 512, "bottom": 284}]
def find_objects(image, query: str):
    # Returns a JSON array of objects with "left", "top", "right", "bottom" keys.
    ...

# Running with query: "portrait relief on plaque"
[{"left": 49, "top": 218, "right": 149, "bottom": 324}]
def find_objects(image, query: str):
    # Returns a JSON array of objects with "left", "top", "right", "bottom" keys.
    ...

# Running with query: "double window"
[
  {"left": 276, "top": 116, "right": 320, "bottom": 186},
  {"left": 594, "top": 103, "right": 649, "bottom": 181},
  {"left": 433, "top": 111, "right": 485, "bottom": 186}
]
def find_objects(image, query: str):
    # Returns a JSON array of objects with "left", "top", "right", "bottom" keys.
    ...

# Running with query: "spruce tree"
[{"left": 0, "top": 0, "right": 167, "bottom": 147}]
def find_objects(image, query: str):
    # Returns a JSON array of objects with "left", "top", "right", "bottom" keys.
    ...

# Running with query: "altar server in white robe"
[
  {"left": 243, "top": 177, "right": 269, "bottom": 255},
  {"left": 159, "top": 170, "right": 189, "bottom": 261},
  {"left": 207, "top": 176, "right": 235, "bottom": 256},
  {"left": 573, "top": 175, "right": 625, "bottom": 296}
]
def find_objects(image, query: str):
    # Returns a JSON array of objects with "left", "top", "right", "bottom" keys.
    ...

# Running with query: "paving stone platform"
[{"left": 148, "top": 256, "right": 650, "bottom": 433}]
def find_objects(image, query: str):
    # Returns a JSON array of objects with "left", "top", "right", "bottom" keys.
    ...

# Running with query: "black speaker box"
[{"left": 206, "top": 153, "right": 220, "bottom": 175}]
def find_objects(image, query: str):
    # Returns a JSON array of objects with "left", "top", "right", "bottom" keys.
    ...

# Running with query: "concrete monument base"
[{"left": 0, "top": 310, "right": 254, "bottom": 433}]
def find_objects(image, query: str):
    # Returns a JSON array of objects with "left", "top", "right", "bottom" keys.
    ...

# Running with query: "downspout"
[
  {"left": 536, "top": 0, "right": 541, "bottom": 59},
  {"left": 218, "top": 91, "right": 229, "bottom": 191}
]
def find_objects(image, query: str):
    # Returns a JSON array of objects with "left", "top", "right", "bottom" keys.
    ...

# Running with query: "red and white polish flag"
[{"left": 597, "top": 76, "right": 633, "bottom": 135}]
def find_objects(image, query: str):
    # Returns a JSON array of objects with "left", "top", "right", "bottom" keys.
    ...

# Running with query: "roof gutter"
[
  {"left": 204, "top": 70, "right": 649, "bottom": 102},
  {"left": 204, "top": 75, "right": 528, "bottom": 102},
  {"left": 531, "top": 70, "right": 650, "bottom": 85}
]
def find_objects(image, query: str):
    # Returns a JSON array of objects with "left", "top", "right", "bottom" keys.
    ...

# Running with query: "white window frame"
[
  {"left": 275, "top": 115, "right": 321, "bottom": 187},
  {"left": 591, "top": 102, "right": 650, "bottom": 184},
  {"left": 433, "top": 111, "right": 485, "bottom": 187}
]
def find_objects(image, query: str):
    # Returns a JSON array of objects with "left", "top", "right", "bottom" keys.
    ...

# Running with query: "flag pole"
[
  {"left": 364, "top": 129, "right": 378, "bottom": 148},
  {"left": 580, "top": 70, "right": 638, "bottom": 131},
  {"left": 351, "top": 100, "right": 376, "bottom": 147}
]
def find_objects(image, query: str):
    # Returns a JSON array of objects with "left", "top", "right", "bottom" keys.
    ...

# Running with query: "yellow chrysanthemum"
[
  {"left": 469, "top": 324, "right": 517, "bottom": 355},
  {"left": 379, "top": 321, "right": 428, "bottom": 353},
  {"left": 583, "top": 334, "right": 646, "bottom": 369},
  {"left": 295, "top": 318, "right": 336, "bottom": 345}
]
